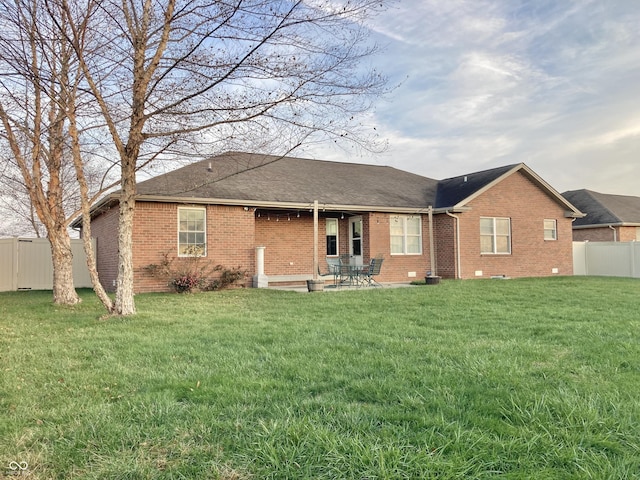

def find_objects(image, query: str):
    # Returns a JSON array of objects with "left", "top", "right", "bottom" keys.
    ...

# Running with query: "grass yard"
[{"left": 1, "top": 277, "right": 639, "bottom": 479}]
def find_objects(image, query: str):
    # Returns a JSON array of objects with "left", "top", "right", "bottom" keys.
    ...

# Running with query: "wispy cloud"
[{"left": 322, "top": 0, "right": 640, "bottom": 195}]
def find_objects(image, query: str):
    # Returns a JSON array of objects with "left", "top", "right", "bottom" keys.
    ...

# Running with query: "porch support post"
[
  {"left": 252, "top": 246, "right": 268, "bottom": 288},
  {"left": 313, "top": 200, "right": 319, "bottom": 280}
]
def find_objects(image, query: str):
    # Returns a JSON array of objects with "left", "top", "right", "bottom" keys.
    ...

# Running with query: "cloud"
[{"left": 319, "top": 0, "right": 640, "bottom": 196}]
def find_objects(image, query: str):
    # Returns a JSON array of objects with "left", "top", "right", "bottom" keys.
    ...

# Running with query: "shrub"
[
  {"left": 144, "top": 252, "right": 246, "bottom": 293},
  {"left": 171, "top": 273, "right": 204, "bottom": 293},
  {"left": 207, "top": 266, "right": 246, "bottom": 290}
]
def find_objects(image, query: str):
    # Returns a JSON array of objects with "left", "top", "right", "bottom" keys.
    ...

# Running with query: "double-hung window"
[
  {"left": 178, "top": 207, "right": 206, "bottom": 256},
  {"left": 544, "top": 219, "right": 557, "bottom": 240},
  {"left": 480, "top": 217, "right": 511, "bottom": 254},
  {"left": 390, "top": 215, "right": 422, "bottom": 255},
  {"left": 326, "top": 218, "right": 338, "bottom": 256}
]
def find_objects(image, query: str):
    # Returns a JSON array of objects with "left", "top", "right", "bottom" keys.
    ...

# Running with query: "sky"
[{"left": 310, "top": 0, "right": 640, "bottom": 196}]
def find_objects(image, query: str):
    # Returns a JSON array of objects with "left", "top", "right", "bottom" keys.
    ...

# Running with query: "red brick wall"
[
  {"left": 572, "top": 227, "right": 616, "bottom": 242},
  {"left": 573, "top": 226, "right": 638, "bottom": 242},
  {"left": 619, "top": 227, "right": 639, "bottom": 242},
  {"left": 89, "top": 204, "right": 119, "bottom": 291},
  {"left": 366, "top": 212, "right": 431, "bottom": 282},
  {"left": 133, "top": 202, "right": 255, "bottom": 293},
  {"left": 367, "top": 213, "right": 389, "bottom": 261},
  {"left": 255, "top": 211, "right": 315, "bottom": 276},
  {"left": 449, "top": 171, "right": 574, "bottom": 279},
  {"left": 434, "top": 214, "right": 457, "bottom": 278}
]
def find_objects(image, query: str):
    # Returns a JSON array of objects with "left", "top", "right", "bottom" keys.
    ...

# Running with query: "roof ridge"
[{"left": 439, "top": 163, "right": 521, "bottom": 182}]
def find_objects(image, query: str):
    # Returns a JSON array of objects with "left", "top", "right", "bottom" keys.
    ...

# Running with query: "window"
[
  {"left": 178, "top": 208, "right": 206, "bottom": 256},
  {"left": 544, "top": 219, "right": 557, "bottom": 240},
  {"left": 480, "top": 217, "right": 511, "bottom": 254},
  {"left": 326, "top": 218, "right": 338, "bottom": 256},
  {"left": 390, "top": 215, "right": 422, "bottom": 255}
]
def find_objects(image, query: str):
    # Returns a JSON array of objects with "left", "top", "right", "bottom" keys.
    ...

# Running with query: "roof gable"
[
  {"left": 436, "top": 163, "right": 583, "bottom": 217},
  {"left": 435, "top": 164, "right": 518, "bottom": 208}
]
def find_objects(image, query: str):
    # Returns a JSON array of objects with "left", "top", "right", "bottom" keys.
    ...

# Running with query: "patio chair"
[
  {"left": 339, "top": 254, "right": 352, "bottom": 265},
  {"left": 361, "top": 255, "right": 384, "bottom": 287},
  {"left": 318, "top": 258, "right": 341, "bottom": 286},
  {"left": 336, "top": 256, "right": 355, "bottom": 286}
]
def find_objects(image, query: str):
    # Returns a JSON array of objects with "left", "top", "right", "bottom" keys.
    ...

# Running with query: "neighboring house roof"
[
  {"left": 77, "top": 151, "right": 583, "bottom": 223},
  {"left": 562, "top": 189, "right": 640, "bottom": 228}
]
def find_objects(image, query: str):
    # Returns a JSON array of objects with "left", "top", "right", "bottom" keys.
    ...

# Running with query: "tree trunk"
[
  {"left": 113, "top": 163, "right": 137, "bottom": 316},
  {"left": 49, "top": 227, "right": 80, "bottom": 305},
  {"left": 81, "top": 213, "right": 113, "bottom": 313}
]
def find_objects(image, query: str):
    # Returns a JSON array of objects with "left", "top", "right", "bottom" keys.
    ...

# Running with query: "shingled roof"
[
  {"left": 135, "top": 151, "right": 439, "bottom": 210},
  {"left": 435, "top": 164, "right": 518, "bottom": 207},
  {"left": 562, "top": 189, "right": 640, "bottom": 227},
  {"left": 436, "top": 163, "right": 582, "bottom": 216},
  {"left": 83, "top": 151, "right": 582, "bottom": 218}
]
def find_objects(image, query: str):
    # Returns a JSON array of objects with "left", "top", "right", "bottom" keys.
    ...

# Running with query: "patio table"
[{"left": 336, "top": 263, "right": 368, "bottom": 287}]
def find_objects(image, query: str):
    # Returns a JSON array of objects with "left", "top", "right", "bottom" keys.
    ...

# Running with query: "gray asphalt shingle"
[
  {"left": 136, "top": 151, "right": 440, "bottom": 208},
  {"left": 562, "top": 189, "right": 640, "bottom": 226}
]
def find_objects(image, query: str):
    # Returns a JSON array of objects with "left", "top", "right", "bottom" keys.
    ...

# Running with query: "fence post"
[{"left": 12, "top": 237, "right": 18, "bottom": 291}]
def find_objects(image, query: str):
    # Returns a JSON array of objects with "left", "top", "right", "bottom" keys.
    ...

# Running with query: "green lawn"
[{"left": 1, "top": 277, "right": 639, "bottom": 479}]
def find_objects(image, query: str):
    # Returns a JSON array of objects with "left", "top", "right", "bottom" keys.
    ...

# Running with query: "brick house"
[
  {"left": 562, "top": 189, "right": 640, "bottom": 242},
  {"left": 81, "top": 152, "right": 583, "bottom": 292}
]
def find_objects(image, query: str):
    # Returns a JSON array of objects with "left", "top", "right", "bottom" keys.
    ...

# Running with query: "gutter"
[
  {"left": 572, "top": 222, "right": 640, "bottom": 229},
  {"left": 79, "top": 193, "right": 471, "bottom": 220},
  {"left": 134, "top": 194, "right": 469, "bottom": 215}
]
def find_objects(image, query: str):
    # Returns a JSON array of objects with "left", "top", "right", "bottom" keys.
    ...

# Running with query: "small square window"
[{"left": 544, "top": 219, "right": 557, "bottom": 241}]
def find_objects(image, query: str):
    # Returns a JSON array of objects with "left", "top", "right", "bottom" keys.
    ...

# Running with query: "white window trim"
[
  {"left": 390, "top": 215, "right": 423, "bottom": 255},
  {"left": 544, "top": 219, "right": 557, "bottom": 241},
  {"left": 178, "top": 207, "right": 207, "bottom": 257},
  {"left": 326, "top": 218, "right": 339, "bottom": 257},
  {"left": 480, "top": 217, "right": 511, "bottom": 255}
]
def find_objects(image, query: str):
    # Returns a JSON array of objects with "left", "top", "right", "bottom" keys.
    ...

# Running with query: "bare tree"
[
  {"left": 0, "top": 0, "right": 82, "bottom": 304},
  {"left": 0, "top": 0, "right": 116, "bottom": 306},
  {"left": 59, "top": 0, "right": 389, "bottom": 315},
  {"left": 0, "top": 178, "right": 47, "bottom": 237}
]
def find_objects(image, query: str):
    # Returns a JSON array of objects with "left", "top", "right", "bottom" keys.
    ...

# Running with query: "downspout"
[
  {"left": 609, "top": 225, "right": 617, "bottom": 242},
  {"left": 445, "top": 211, "right": 461, "bottom": 279},
  {"left": 428, "top": 206, "right": 436, "bottom": 276}
]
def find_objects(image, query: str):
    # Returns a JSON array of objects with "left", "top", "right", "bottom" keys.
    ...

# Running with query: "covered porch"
[{"left": 250, "top": 201, "right": 435, "bottom": 288}]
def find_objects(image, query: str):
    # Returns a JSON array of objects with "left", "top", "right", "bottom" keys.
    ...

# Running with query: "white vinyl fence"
[
  {"left": 573, "top": 241, "right": 640, "bottom": 278},
  {"left": 0, "top": 237, "right": 93, "bottom": 292}
]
